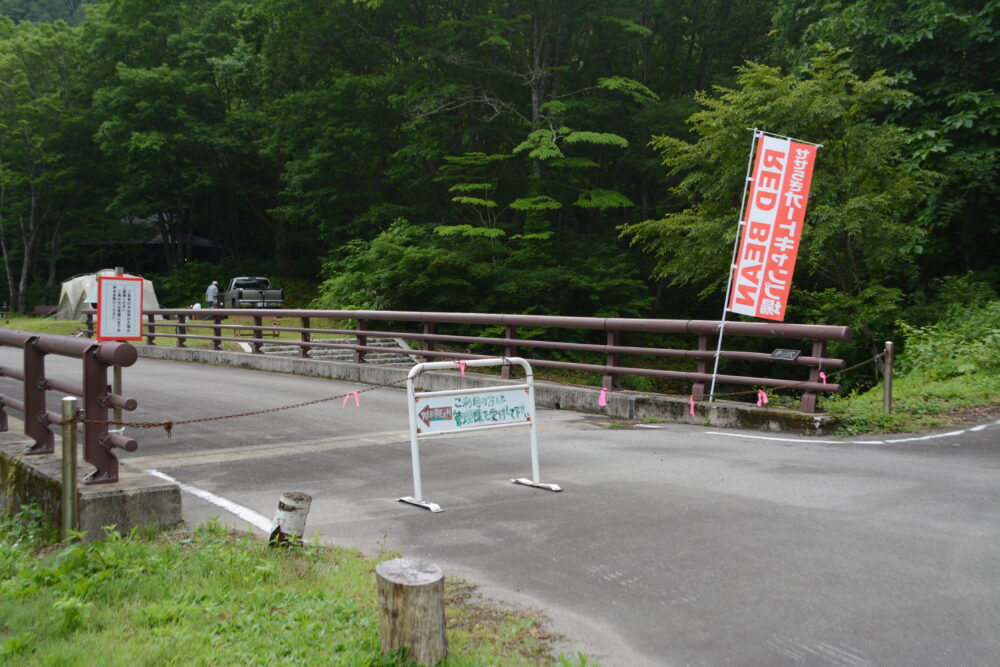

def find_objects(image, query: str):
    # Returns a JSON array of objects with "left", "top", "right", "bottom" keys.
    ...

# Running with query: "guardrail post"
[
  {"left": 61, "top": 396, "right": 79, "bottom": 539},
  {"left": 799, "top": 339, "right": 826, "bottom": 413},
  {"left": 883, "top": 341, "right": 894, "bottom": 414},
  {"left": 421, "top": 321, "right": 435, "bottom": 362},
  {"left": 145, "top": 312, "right": 156, "bottom": 345},
  {"left": 82, "top": 346, "right": 117, "bottom": 484},
  {"left": 212, "top": 315, "right": 223, "bottom": 351},
  {"left": 176, "top": 314, "right": 188, "bottom": 348},
  {"left": 22, "top": 337, "right": 54, "bottom": 454},
  {"left": 355, "top": 318, "right": 367, "bottom": 363},
  {"left": 252, "top": 315, "right": 264, "bottom": 353},
  {"left": 692, "top": 334, "right": 709, "bottom": 399},
  {"left": 501, "top": 325, "right": 517, "bottom": 379},
  {"left": 602, "top": 330, "right": 620, "bottom": 390},
  {"left": 299, "top": 317, "right": 311, "bottom": 358}
]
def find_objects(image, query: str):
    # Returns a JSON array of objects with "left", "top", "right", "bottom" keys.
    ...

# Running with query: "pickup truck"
[{"left": 222, "top": 277, "right": 284, "bottom": 309}]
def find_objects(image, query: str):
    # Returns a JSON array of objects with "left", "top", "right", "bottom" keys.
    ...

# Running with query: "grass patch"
[
  {"left": 0, "top": 317, "right": 82, "bottom": 336},
  {"left": 0, "top": 510, "right": 587, "bottom": 665}
]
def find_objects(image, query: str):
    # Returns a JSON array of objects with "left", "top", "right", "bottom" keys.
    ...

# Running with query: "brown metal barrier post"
[
  {"left": 501, "top": 324, "right": 517, "bottom": 379},
  {"left": 252, "top": 315, "right": 264, "bottom": 353},
  {"left": 79, "top": 341, "right": 139, "bottom": 483},
  {"left": 603, "top": 330, "right": 620, "bottom": 390},
  {"left": 421, "top": 321, "right": 435, "bottom": 362},
  {"left": 355, "top": 318, "right": 367, "bottom": 363},
  {"left": 23, "top": 336, "right": 54, "bottom": 454},
  {"left": 799, "top": 339, "right": 827, "bottom": 413},
  {"left": 299, "top": 317, "right": 311, "bottom": 358},
  {"left": 145, "top": 312, "right": 157, "bottom": 344},
  {"left": 692, "top": 334, "right": 710, "bottom": 399},
  {"left": 212, "top": 315, "right": 223, "bottom": 351},
  {"left": 176, "top": 314, "right": 188, "bottom": 348}
]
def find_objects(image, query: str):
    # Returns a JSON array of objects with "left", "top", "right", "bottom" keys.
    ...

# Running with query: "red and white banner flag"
[{"left": 727, "top": 134, "right": 817, "bottom": 321}]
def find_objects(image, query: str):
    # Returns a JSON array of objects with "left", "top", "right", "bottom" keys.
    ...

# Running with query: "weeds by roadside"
[
  {"left": 0, "top": 508, "right": 590, "bottom": 665},
  {"left": 823, "top": 300, "right": 1000, "bottom": 434}
]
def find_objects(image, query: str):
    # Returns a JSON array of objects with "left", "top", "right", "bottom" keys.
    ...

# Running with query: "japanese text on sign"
[
  {"left": 728, "top": 135, "right": 817, "bottom": 321},
  {"left": 97, "top": 276, "right": 144, "bottom": 340},
  {"left": 415, "top": 388, "right": 531, "bottom": 434}
]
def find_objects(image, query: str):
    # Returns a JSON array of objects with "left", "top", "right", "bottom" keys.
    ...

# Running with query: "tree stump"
[
  {"left": 268, "top": 491, "right": 312, "bottom": 546},
  {"left": 376, "top": 558, "right": 448, "bottom": 665}
]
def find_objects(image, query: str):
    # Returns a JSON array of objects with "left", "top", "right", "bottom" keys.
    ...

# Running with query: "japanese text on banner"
[{"left": 728, "top": 135, "right": 817, "bottom": 321}]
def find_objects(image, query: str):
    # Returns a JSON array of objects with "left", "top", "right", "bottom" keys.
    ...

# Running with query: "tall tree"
[
  {"left": 770, "top": 0, "right": 1000, "bottom": 281},
  {"left": 0, "top": 18, "right": 85, "bottom": 311},
  {"left": 84, "top": 0, "right": 246, "bottom": 272},
  {"left": 621, "top": 48, "right": 935, "bottom": 354}
]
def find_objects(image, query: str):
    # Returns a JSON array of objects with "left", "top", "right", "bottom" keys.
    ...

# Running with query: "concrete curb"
[
  {"left": 136, "top": 345, "right": 840, "bottom": 435},
  {"left": 0, "top": 421, "right": 181, "bottom": 540}
]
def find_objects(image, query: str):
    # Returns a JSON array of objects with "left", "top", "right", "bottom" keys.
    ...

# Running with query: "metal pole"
[
  {"left": 710, "top": 129, "right": 761, "bottom": 401},
  {"left": 406, "top": 376, "right": 423, "bottom": 502},
  {"left": 883, "top": 341, "right": 894, "bottom": 414},
  {"left": 61, "top": 397, "right": 78, "bottom": 540},
  {"left": 113, "top": 365, "right": 123, "bottom": 425}
]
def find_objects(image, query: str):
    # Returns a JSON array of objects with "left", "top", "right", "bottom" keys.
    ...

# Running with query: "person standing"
[{"left": 205, "top": 280, "right": 219, "bottom": 308}]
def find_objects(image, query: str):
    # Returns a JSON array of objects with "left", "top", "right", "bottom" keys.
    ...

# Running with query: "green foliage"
[
  {"left": 622, "top": 48, "right": 935, "bottom": 353},
  {"left": 509, "top": 196, "right": 562, "bottom": 211},
  {"left": 896, "top": 300, "right": 1000, "bottom": 379},
  {"left": 826, "top": 299, "right": 1000, "bottom": 433},
  {"left": 771, "top": 0, "right": 1000, "bottom": 283}
]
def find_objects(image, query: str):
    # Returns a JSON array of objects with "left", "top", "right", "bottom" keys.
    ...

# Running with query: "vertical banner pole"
[{"left": 710, "top": 129, "right": 762, "bottom": 402}]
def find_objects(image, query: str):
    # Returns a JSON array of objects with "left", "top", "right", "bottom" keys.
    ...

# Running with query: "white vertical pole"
[
  {"left": 525, "top": 363, "right": 540, "bottom": 483},
  {"left": 710, "top": 129, "right": 762, "bottom": 402},
  {"left": 406, "top": 377, "right": 424, "bottom": 502}
]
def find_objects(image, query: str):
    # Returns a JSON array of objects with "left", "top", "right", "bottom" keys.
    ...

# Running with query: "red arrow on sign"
[{"left": 419, "top": 404, "right": 453, "bottom": 428}]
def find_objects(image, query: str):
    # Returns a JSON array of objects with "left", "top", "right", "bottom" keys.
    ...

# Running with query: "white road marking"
[
  {"left": 706, "top": 419, "right": 998, "bottom": 445},
  {"left": 146, "top": 468, "right": 270, "bottom": 533}
]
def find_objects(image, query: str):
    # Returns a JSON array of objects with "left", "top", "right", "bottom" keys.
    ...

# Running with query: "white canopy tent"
[{"left": 55, "top": 269, "right": 160, "bottom": 320}]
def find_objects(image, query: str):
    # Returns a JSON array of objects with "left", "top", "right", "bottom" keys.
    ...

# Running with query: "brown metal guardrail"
[
  {"left": 0, "top": 330, "right": 139, "bottom": 484},
  {"left": 85, "top": 308, "right": 851, "bottom": 413}
]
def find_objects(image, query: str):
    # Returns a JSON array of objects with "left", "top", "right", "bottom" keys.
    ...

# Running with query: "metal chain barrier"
[
  {"left": 54, "top": 354, "right": 887, "bottom": 437},
  {"left": 59, "top": 374, "right": 417, "bottom": 438},
  {"left": 707, "top": 350, "right": 886, "bottom": 400}
]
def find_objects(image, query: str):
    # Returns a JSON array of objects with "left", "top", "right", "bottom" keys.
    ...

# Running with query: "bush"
[{"left": 825, "top": 299, "right": 1000, "bottom": 434}]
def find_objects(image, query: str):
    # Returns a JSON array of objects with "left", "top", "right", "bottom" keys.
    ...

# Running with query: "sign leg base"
[
  {"left": 511, "top": 478, "right": 562, "bottom": 492},
  {"left": 398, "top": 496, "right": 444, "bottom": 513}
]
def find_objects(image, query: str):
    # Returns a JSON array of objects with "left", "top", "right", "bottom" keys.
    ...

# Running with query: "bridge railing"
[
  {"left": 0, "top": 330, "right": 139, "bottom": 484},
  {"left": 85, "top": 308, "right": 852, "bottom": 412}
]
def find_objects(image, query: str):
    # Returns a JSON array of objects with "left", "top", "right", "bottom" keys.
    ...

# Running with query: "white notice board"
[
  {"left": 414, "top": 386, "right": 532, "bottom": 435},
  {"left": 97, "top": 276, "right": 144, "bottom": 341}
]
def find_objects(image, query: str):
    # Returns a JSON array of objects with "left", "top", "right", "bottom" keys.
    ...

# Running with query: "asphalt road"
[{"left": 3, "top": 350, "right": 999, "bottom": 666}]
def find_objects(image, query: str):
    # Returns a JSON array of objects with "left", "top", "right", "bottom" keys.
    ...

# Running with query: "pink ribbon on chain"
[
  {"left": 756, "top": 389, "right": 769, "bottom": 407},
  {"left": 458, "top": 361, "right": 466, "bottom": 377},
  {"left": 689, "top": 395, "right": 695, "bottom": 416},
  {"left": 819, "top": 371, "right": 827, "bottom": 384},
  {"left": 598, "top": 387, "right": 607, "bottom": 407},
  {"left": 342, "top": 391, "right": 360, "bottom": 407}
]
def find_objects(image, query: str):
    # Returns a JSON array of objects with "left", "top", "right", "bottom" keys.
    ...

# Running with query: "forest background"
[{"left": 0, "top": 0, "right": 996, "bottom": 371}]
